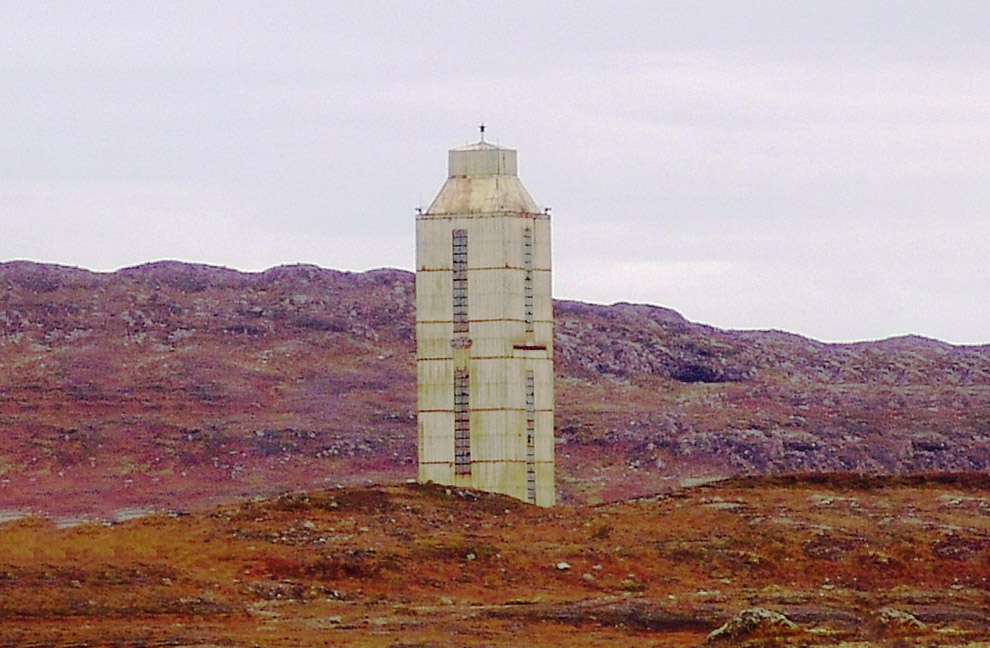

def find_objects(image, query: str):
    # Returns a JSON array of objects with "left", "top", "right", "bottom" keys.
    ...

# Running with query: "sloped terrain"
[
  {"left": 1, "top": 260, "right": 990, "bottom": 516},
  {"left": 1, "top": 474, "right": 988, "bottom": 647}
]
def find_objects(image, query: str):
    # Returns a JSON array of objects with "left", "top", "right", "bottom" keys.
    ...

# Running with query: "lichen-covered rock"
[
  {"left": 873, "top": 607, "right": 927, "bottom": 636},
  {"left": 705, "top": 607, "right": 800, "bottom": 644}
]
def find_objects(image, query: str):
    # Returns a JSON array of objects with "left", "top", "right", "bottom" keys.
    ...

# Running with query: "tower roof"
[
  {"left": 425, "top": 138, "right": 539, "bottom": 215},
  {"left": 450, "top": 140, "right": 501, "bottom": 151},
  {"left": 448, "top": 140, "right": 518, "bottom": 177}
]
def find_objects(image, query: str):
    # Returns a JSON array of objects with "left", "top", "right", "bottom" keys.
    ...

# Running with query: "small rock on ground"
[
  {"left": 705, "top": 607, "right": 800, "bottom": 644},
  {"left": 873, "top": 607, "right": 927, "bottom": 636}
]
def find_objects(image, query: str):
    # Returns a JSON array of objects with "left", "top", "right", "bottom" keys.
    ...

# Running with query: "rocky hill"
[{"left": 1, "top": 260, "right": 989, "bottom": 515}]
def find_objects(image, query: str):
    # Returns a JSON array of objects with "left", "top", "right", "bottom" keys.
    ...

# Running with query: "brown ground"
[{"left": 2, "top": 473, "right": 988, "bottom": 647}]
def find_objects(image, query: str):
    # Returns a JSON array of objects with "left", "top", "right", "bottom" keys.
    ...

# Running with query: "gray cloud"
[{"left": 2, "top": 1, "right": 989, "bottom": 343}]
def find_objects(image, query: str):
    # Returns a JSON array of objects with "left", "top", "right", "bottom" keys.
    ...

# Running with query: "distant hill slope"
[{"left": 1, "top": 261, "right": 988, "bottom": 514}]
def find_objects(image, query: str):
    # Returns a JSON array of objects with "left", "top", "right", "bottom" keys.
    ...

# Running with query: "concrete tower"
[{"left": 416, "top": 133, "right": 554, "bottom": 506}]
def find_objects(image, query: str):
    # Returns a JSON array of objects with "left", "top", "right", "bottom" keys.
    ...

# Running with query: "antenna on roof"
[{"left": 479, "top": 123, "right": 486, "bottom": 141}]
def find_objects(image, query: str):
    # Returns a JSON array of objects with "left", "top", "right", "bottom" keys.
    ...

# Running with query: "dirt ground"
[{"left": 1, "top": 474, "right": 989, "bottom": 647}]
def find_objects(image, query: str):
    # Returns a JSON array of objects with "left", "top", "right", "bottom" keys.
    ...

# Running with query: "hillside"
[
  {"left": 1, "top": 260, "right": 989, "bottom": 516},
  {"left": 1, "top": 474, "right": 988, "bottom": 647}
]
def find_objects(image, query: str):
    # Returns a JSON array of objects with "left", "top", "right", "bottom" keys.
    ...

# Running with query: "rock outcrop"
[
  {"left": 873, "top": 607, "right": 928, "bottom": 637},
  {"left": 3, "top": 260, "right": 990, "bottom": 513},
  {"left": 705, "top": 607, "right": 800, "bottom": 643}
]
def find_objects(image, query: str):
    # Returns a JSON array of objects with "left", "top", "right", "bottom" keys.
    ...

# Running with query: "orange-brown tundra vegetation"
[{"left": 1, "top": 474, "right": 989, "bottom": 647}]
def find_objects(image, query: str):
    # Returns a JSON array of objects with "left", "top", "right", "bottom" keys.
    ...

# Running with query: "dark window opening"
[
  {"left": 525, "top": 370, "right": 536, "bottom": 503},
  {"left": 454, "top": 368, "right": 471, "bottom": 474},
  {"left": 523, "top": 227, "right": 534, "bottom": 333},
  {"left": 452, "top": 229, "right": 468, "bottom": 334}
]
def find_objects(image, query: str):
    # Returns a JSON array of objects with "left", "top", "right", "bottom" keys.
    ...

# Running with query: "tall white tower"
[{"left": 416, "top": 133, "right": 554, "bottom": 506}]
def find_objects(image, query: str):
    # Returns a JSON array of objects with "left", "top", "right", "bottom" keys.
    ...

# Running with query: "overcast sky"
[{"left": 2, "top": 1, "right": 989, "bottom": 344}]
